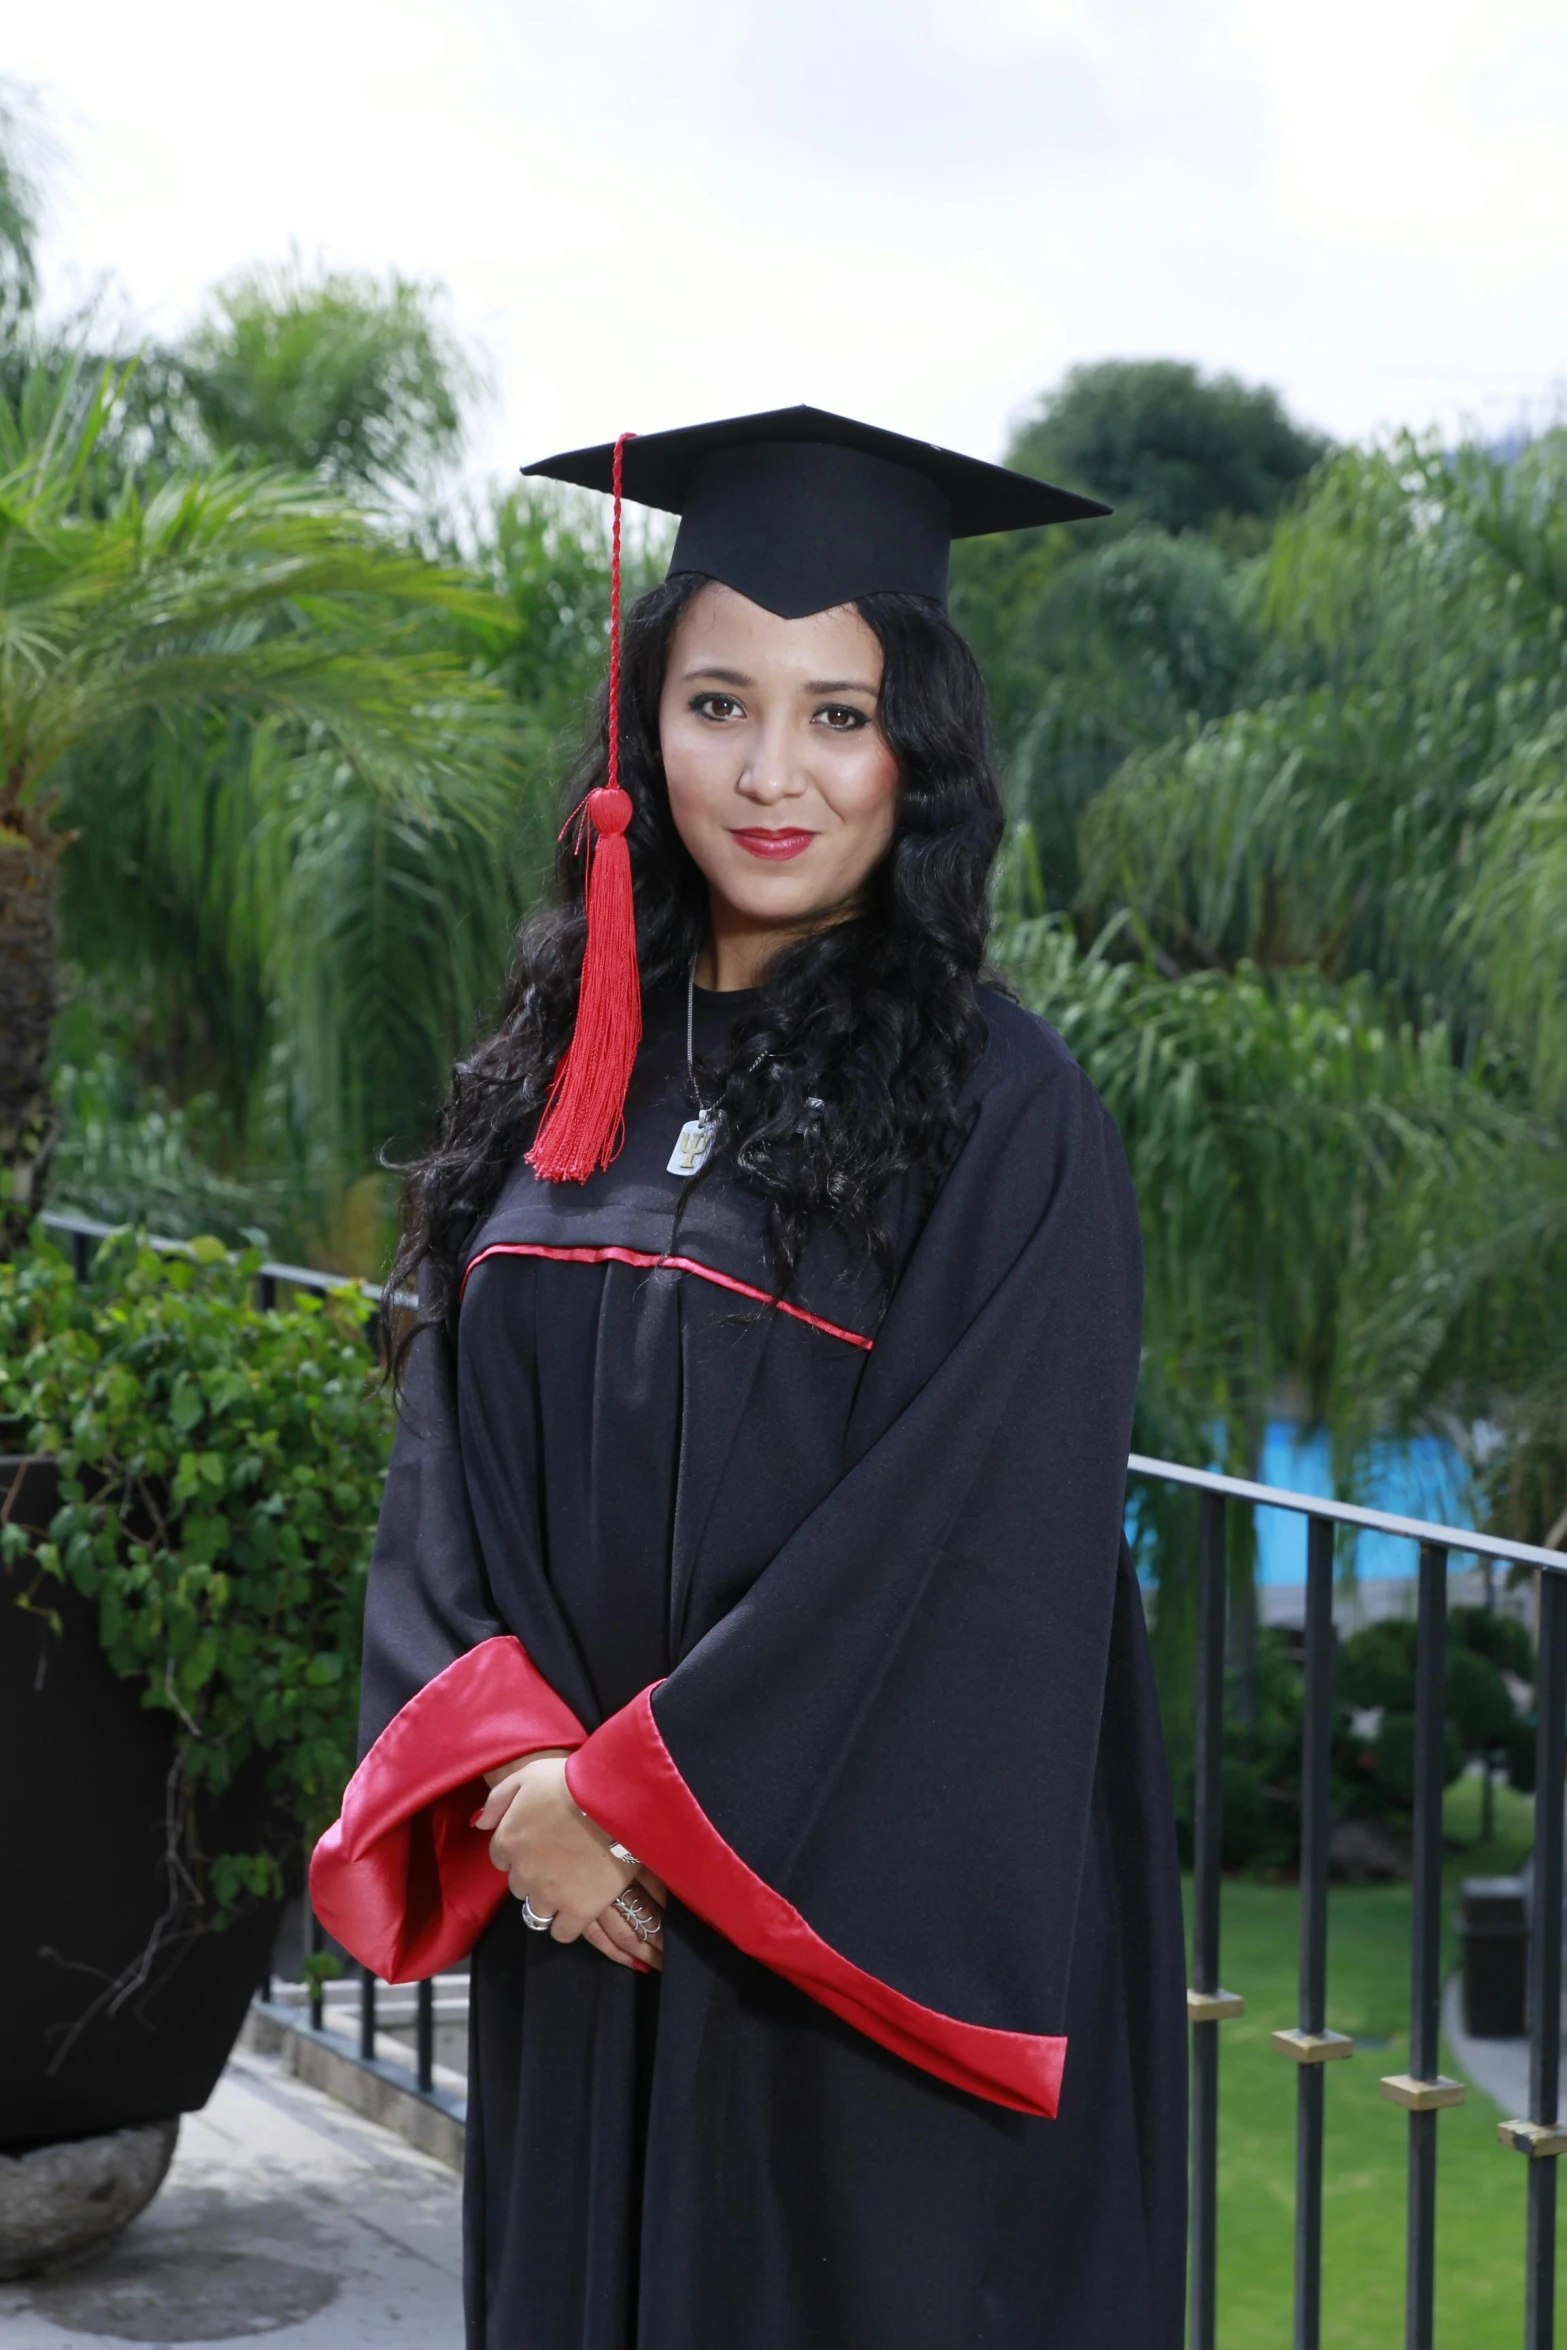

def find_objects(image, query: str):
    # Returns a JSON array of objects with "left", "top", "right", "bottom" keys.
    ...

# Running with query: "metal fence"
[
  {"left": 39, "top": 1211, "right": 1567, "bottom": 2341},
  {"left": 1132, "top": 1453, "right": 1567, "bottom": 2350}
]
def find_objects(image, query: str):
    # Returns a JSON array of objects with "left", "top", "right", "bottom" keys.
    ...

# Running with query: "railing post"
[
  {"left": 309, "top": 1906, "right": 324, "bottom": 2033},
  {"left": 1482, "top": 1562, "right": 1497, "bottom": 1845},
  {"left": 70, "top": 1225, "right": 91, "bottom": 1284},
  {"left": 1526, "top": 1566, "right": 1567, "bottom": 2350},
  {"left": 1281, "top": 1513, "right": 1350, "bottom": 2350},
  {"left": 256, "top": 1268, "right": 279, "bottom": 1312},
  {"left": 1189, "top": 1487, "right": 1230, "bottom": 2350},
  {"left": 417, "top": 1976, "right": 436, "bottom": 2095},
  {"left": 359, "top": 1964, "right": 377, "bottom": 2064},
  {"left": 1379, "top": 1543, "right": 1463, "bottom": 2350}
]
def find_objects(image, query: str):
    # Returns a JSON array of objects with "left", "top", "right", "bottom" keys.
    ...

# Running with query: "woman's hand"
[{"left": 475, "top": 1752, "right": 652, "bottom": 1957}]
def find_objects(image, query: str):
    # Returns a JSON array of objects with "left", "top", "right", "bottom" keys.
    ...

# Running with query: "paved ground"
[
  {"left": 1444, "top": 1972, "right": 1530, "bottom": 2119},
  {"left": 0, "top": 2048, "right": 464, "bottom": 2348}
]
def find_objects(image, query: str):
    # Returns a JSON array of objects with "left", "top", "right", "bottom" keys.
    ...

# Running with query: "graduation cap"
[
  {"left": 521, "top": 408, "right": 1109, "bottom": 1184},
  {"left": 523, "top": 402, "right": 1110, "bottom": 620}
]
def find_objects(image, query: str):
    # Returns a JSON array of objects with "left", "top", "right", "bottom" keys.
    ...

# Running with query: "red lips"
[{"left": 731, "top": 828, "right": 816, "bottom": 860}]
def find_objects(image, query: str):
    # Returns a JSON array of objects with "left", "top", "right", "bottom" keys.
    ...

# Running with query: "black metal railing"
[
  {"left": 1129, "top": 1453, "right": 1567, "bottom": 2350},
  {"left": 41, "top": 1208, "right": 388, "bottom": 1315},
  {"left": 42, "top": 1212, "right": 1567, "bottom": 2333}
]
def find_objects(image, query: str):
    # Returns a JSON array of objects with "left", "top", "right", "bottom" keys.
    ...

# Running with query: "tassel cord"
[{"left": 526, "top": 431, "right": 642, "bottom": 1183}]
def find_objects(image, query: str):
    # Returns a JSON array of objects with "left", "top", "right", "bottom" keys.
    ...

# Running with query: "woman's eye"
[
  {"left": 816, "top": 704, "right": 869, "bottom": 732},
  {"left": 692, "top": 693, "right": 743, "bottom": 721}
]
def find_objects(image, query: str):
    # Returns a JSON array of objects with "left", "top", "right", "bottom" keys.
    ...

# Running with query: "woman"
[{"left": 313, "top": 407, "right": 1187, "bottom": 2349}]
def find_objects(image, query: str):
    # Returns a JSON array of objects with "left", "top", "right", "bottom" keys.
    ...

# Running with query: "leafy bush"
[
  {"left": 49, "top": 1057, "right": 286, "bottom": 1247},
  {"left": 1173, "top": 1629, "right": 1309, "bottom": 1875},
  {"left": 0, "top": 1229, "right": 390, "bottom": 1917},
  {"left": 1174, "top": 1608, "right": 1533, "bottom": 1872},
  {"left": 1331, "top": 1608, "right": 1526, "bottom": 1830}
]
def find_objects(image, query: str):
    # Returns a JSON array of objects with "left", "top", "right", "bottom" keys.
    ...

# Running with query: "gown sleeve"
[
  {"left": 312, "top": 1016, "right": 1145, "bottom": 2118},
  {"left": 309, "top": 1291, "right": 592, "bottom": 1981}
]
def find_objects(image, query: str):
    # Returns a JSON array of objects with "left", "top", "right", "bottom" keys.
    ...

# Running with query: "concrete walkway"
[
  {"left": 0, "top": 2047, "right": 464, "bottom": 2348},
  {"left": 1444, "top": 1971, "right": 1530, "bottom": 2119}
]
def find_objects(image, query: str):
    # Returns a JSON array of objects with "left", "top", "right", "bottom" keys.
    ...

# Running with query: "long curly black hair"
[{"left": 388, "top": 572, "right": 1005, "bottom": 1363}]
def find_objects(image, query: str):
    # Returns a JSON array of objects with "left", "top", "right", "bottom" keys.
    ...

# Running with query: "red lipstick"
[{"left": 731, "top": 828, "right": 815, "bottom": 860}]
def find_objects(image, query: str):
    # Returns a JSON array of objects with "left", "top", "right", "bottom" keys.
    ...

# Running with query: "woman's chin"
[{"left": 711, "top": 867, "right": 844, "bottom": 929}]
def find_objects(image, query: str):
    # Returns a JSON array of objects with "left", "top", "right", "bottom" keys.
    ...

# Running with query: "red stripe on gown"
[
  {"left": 309, "top": 1636, "right": 587, "bottom": 1982},
  {"left": 566, "top": 1689, "right": 1068, "bottom": 2118},
  {"left": 461, "top": 1241, "right": 875, "bottom": 1351}
]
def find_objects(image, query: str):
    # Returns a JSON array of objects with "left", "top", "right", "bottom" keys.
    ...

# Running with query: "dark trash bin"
[{"left": 1458, "top": 1875, "right": 1528, "bottom": 2038}]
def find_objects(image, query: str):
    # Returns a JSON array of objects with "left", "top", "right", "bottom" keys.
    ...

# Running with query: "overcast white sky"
[{"left": 12, "top": 0, "right": 1567, "bottom": 489}]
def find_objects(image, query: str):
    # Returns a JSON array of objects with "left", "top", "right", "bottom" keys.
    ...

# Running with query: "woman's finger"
[
  {"left": 583, "top": 1918, "right": 646, "bottom": 1972},
  {"left": 601, "top": 1907, "right": 662, "bottom": 1972},
  {"left": 636, "top": 1869, "right": 668, "bottom": 1906},
  {"left": 475, "top": 1777, "right": 521, "bottom": 1836},
  {"left": 600, "top": 1887, "right": 665, "bottom": 1971}
]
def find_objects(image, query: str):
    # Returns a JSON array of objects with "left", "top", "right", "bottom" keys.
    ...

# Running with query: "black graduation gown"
[{"left": 314, "top": 979, "right": 1187, "bottom": 2349}]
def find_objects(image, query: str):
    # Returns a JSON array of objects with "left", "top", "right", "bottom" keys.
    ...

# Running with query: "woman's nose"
[{"left": 738, "top": 725, "right": 807, "bottom": 802}]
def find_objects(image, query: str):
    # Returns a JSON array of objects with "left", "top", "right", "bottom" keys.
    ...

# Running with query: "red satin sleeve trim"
[
  {"left": 565, "top": 1688, "right": 1067, "bottom": 2118},
  {"left": 309, "top": 1636, "right": 587, "bottom": 1982}
]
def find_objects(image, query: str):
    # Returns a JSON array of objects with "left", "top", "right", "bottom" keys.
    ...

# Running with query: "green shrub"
[
  {"left": 48, "top": 1057, "right": 288, "bottom": 1250},
  {"left": 1333, "top": 1609, "right": 1523, "bottom": 1826},
  {"left": 1506, "top": 1711, "right": 1538, "bottom": 1794},
  {"left": 1176, "top": 1609, "right": 1534, "bottom": 1872},
  {"left": 0, "top": 1229, "right": 391, "bottom": 1917}
]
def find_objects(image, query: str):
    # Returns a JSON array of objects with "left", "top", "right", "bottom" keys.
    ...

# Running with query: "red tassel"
[{"left": 527, "top": 432, "right": 641, "bottom": 1182}]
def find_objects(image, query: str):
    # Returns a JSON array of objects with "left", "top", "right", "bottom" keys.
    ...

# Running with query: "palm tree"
[
  {"left": 0, "top": 361, "right": 519, "bottom": 1252},
  {"left": 1030, "top": 427, "right": 1567, "bottom": 1561}
]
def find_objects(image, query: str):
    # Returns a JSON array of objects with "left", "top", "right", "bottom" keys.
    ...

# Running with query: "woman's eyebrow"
[{"left": 679, "top": 666, "right": 879, "bottom": 695}]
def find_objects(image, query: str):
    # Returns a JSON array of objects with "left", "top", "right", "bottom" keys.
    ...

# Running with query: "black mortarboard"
[{"left": 521, "top": 403, "right": 1110, "bottom": 619}]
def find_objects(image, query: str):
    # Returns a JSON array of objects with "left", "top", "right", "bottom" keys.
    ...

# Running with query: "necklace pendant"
[{"left": 668, "top": 1113, "right": 717, "bottom": 1177}]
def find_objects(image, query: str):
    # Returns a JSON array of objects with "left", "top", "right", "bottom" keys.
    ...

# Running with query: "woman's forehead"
[{"left": 668, "top": 583, "right": 883, "bottom": 682}]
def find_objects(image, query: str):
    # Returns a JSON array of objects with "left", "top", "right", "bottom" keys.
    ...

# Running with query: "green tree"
[
  {"left": 0, "top": 360, "right": 519, "bottom": 1251},
  {"left": 49, "top": 480, "right": 635, "bottom": 1244},
  {"left": 1008, "top": 358, "right": 1330, "bottom": 536},
  {"left": 959, "top": 526, "right": 1261, "bottom": 903},
  {"left": 0, "top": 82, "right": 42, "bottom": 321},
  {"left": 1047, "top": 426, "right": 1567, "bottom": 1557},
  {"left": 953, "top": 358, "right": 1324, "bottom": 898},
  {"left": 178, "top": 260, "right": 481, "bottom": 499},
  {"left": 1077, "top": 434, "right": 1567, "bottom": 1016}
]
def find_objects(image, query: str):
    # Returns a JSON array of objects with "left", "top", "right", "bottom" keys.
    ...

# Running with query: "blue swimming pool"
[{"left": 1132, "top": 1424, "right": 1478, "bottom": 1584}]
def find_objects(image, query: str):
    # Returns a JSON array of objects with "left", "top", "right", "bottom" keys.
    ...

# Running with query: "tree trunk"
[{"left": 0, "top": 790, "right": 64, "bottom": 1256}]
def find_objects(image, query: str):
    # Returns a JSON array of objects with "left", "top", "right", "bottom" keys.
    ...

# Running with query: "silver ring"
[
  {"left": 520, "top": 1896, "right": 556, "bottom": 1932},
  {"left": 612, "top": 1889, "right": 662, "bottom": 1941}
]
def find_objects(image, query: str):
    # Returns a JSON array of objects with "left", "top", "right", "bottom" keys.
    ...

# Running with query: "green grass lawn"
[{"left": 1203, "top": 1777, "right": 1555, "bottom": 2347}]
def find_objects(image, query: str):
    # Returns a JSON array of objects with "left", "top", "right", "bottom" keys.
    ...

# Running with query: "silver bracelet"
[{"left": 577, "top": 1803, "right": 639, "bottom": 1871}]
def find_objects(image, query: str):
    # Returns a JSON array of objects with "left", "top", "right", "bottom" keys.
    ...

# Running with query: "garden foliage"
[
  {"left": 1173, "top": 1606, "right": 1536, "bottom": 1874},
  {"left": 0, "top": 1231, "right": 390, "bottom": 1916}
]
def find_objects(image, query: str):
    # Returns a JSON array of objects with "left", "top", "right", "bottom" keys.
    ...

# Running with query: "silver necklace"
[{"left": 667, "top": 967, "right": 720, "bottom": 1177}]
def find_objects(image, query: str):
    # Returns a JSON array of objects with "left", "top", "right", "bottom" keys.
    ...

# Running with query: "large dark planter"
[{"left": 1, "top": 1457, "right": 282, "bottom": 2150}]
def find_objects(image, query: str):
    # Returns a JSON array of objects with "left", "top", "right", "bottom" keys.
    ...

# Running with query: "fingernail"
[{"left": 469, "top": 1807, "right": 488, "bottom": 1828}]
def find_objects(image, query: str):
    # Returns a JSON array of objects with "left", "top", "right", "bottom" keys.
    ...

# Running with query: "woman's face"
[{"left": 659, "top": 582, "right": 900, "bottom": 955}]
